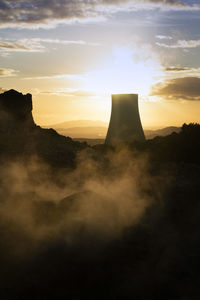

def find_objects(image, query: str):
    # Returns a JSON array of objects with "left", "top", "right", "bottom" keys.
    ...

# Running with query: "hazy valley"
[{"left": 44, "top": 120, "right": 181, "bottom": 144}]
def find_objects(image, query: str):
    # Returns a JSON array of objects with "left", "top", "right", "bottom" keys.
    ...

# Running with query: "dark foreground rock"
[
  {"left": 0, "top": 164, "right": 200, "bottom": 300},
  {"left": 1, "top": 90, "right": 200, "bottom": 300},
  {"left": 0, "top": 90, "right": 87, "bottom": 167}
]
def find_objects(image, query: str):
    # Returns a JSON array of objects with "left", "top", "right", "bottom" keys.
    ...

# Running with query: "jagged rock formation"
[
  {"left": 0, "top": 89, "right": 87, "bottom": 166},
  {"left": 0, "top": 89, "right": 35, "bottom": 129}
]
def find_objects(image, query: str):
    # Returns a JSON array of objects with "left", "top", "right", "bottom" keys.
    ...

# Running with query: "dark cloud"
[
  {"left": 101, "top": 0, "right": 186, "bottom": 3},
  {"left": 0, "top": 0, "right": 198, "bottom": 28},
  {"left": 151, "top": 77, "right": 200, "bottom": 101},
  {"left": 165, "top": 67, "right": 190, "bottom": 71}
]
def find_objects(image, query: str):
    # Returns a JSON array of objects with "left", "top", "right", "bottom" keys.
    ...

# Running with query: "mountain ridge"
[{"left": 43, "top": 121, "right": 181, "bottom": 140}]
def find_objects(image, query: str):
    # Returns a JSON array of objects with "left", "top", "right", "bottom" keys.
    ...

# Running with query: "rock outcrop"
[
  {"left": 0, "top": 89, "right": 87, "bottom": 167},
  {"left": 0, "top": 89, "right": 35, "bottom": 128}
]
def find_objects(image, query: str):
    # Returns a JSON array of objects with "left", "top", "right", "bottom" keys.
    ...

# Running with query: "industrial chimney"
[{"left": 105, "top": 94, "right": 145, "bottom": 145}]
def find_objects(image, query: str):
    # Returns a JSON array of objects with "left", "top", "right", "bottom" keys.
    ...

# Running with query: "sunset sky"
[{"left": 0, "top": 0, "right": 200, "bottom": 128}]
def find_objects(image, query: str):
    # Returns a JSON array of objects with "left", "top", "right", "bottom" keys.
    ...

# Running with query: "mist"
[
  {"left": 1, "top": 90, "right": 200, "bottom": 299},
  {"left": 0, "top": 146, "right": 160, "bottom": 257}
]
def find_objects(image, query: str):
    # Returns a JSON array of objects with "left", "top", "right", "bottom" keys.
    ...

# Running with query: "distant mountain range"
[
  {"left": 44, "top": 120, "right": 181, "bottom": 141},
  {"left": 145, "top": 126, "right": 181, "bottom": 139}
]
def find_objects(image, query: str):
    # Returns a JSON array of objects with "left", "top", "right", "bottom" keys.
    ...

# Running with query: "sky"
[{"left": 0, "top": 0, "right": 200, "bottom": 128}]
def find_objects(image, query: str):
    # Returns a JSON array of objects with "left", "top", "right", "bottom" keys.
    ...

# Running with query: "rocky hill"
[{"left": 0, "top": 90, "right": 87, "bottom": 167}]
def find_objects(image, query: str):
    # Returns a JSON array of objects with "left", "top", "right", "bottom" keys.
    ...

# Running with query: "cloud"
[
  {"left": 165, "top": 67, "right": 190, "bottom": 71},
  {"left": 0, "top": 0, "right": 199, "bottom": 28},
  {"left": 156, "top": 35, "right": 173, "bottom": 40},
  {"left": 24, "top": 73, "right": 84, "bottom": 80},
  {"left": 0, "top": 87, "right": 7, "bottom": 93},
  {"left": 32, "top": 38, "right": 100, "bottom": 46},
  {"left": 0, "top": 38, "right": 45, "bottom": 53},
  {"left": 156, "top": 39, "right": 200, "bottom": 49},
  {"left": 0, "top": 41, "right": 30, "bottom": 51},
  {"left": 39, "top": 89, "right": 95, "bottom": 97},
  {"left": 164, "top": 66, "right": 200, "bottom": 77},
  {"left": 0, "top": 68, "right": 18, "bottom": 77},
  {"left": 151, "top": 77, "right": 200, "bottom": 101},
  {"left": 0, "top": 38, "right": 100, "bottom": 54}
]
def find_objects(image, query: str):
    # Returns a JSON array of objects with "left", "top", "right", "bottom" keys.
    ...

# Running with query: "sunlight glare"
[{"left": 83, "top": 47, "right": 162, "bottom": 96}]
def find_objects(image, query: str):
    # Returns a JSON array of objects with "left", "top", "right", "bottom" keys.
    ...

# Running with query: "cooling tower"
[{"left": 105, "top": 94, "right": 145, "bottom": 145}]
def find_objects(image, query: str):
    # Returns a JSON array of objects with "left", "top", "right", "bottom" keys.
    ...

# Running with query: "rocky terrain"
[
  {"left": 0, "top": 89, "right": 87, "bottom": 167},
  {"left": 0, "top": 89, "right": 200, "bottom": 300}
]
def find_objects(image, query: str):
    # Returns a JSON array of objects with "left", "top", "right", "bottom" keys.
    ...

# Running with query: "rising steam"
[{"left": 0, "top": 146, "right": 164, "bottom": 258}]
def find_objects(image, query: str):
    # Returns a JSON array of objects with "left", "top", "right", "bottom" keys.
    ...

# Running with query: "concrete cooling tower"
[{"left": 105, "top": 94, "right": 145, "bottom": 145}]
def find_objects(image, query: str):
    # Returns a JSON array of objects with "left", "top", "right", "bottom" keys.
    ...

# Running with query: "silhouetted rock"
[
  {"left": 144, "top": 123, "right": 200, "bottom": 164},
  {"left": 0, "top": 89, "right": 35, "bottom": 128},
  {"left": 0, "top": 89, "right": 87, "bottom": 166},
  {"left": 145, "top": 126, "right": 181, "bottom": 139}
]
